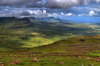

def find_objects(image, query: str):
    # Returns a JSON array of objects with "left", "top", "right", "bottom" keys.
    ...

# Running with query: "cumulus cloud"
[
  {"left": 94, "top": 0, "right": 100, "bottom": 3},
  {"left": 0, "top": 0, "right": 43, "bottom": 7},
  {"left": 46, "top": 0, "right": 100, "bottom": 8},
  {"left": 61, "top": 12, "right": 73, "bottom": 16},
  {"left": 65, "top": 13, "right": 73, "bottom": 16},
  {"left": 0, "top": 0, "right": 100, "bottom": 17},
  {"left": 89, "top": 10, "right": 97, "bottom": 16},
  {"left": 0, "top": 0, "right": 100, "bottom": 8},
  {"left": 46, "top": 0, "right": 79, "bottom": 8},
  {"left": 79, "top": 0, "right": 90, "bottom": 5},
  {"left": 0, "top": 8, "right": 48, "bottom": 17},
  {"left": 79, "top": 0, "right": 100, "bottom": 5}
]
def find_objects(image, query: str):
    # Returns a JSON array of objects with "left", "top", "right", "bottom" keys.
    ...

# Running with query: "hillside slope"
[
  {"left": 0, "top": 35, "right": 100, "bottom": 66},
  {"left": 0, "top": 17, "right": 100, "bottom": 49},
  {"left": 51, "top": 35, "right": 100, "bottom": 45}
]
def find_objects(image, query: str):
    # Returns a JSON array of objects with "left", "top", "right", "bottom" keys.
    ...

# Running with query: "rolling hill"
[
  {"left": 0, "top": 17, "right": 100, "bottom": 49},
  {"left": 0, "top": 17, "right": 100, "bottom": 65},
  {"left": 0, "top": 35, "right": 100, "bottom": 66}
]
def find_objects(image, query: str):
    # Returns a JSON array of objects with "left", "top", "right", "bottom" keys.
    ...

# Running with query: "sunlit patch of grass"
[
  {"left": 87, "top": 53, "right": 100, "bottom": 57},
  {"left": 20, "top": 33, "right": 74, "bottom": 48},
  {"left": 21, "top": 37, "right": 60, "bottom": 48},
  {"left": 21, "top": 37, "right": 53, "bottom": 47}
]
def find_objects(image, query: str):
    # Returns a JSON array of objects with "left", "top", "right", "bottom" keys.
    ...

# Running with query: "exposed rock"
[
  {"left": 59, "top": 62, "right": 65, "bottom": 64},
  {"left": 0, "top": 62, "right": 4, "bottom": 66},
  {"left": 92, "top": 58, "right": 100, "bottom": 62},
  {"left": 90, "top": 64, "right": 94, "bottom": 66},
  {"left": 31, "top": 57, "right": 39, "bottom": 62},
  {"left": 86, "top": 57, "right": 91, "bottom": 60},
  {"left": 81, "top": 65, "right": 84, "bottom": 66},
  {"left": 11, "top": 59, "right": 21, "bottom": 65},
  {"left": 0, "top": 62, "right": 3, "bottom": 64},
  {"left": 54, "top": 59, "right": 58, "bottom": 63}
]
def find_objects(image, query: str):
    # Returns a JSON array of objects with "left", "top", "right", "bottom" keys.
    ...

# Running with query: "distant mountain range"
[{"left": 33, "top": 17, "right": 74, "bottom": 23}]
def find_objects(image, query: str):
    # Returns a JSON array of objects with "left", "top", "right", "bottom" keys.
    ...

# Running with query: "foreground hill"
[
  {"left": 0, "top": 35, "right": 100, "bottom": 66},
  {"left": 33, "top": 35, "right": 100, "bottom": 52},
  {"left": 51, "top": 35, "right": 100, "bottom": 45}
]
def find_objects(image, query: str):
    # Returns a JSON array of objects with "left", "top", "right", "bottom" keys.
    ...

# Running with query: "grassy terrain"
[
  {"left": 0, "top": 35, "right": 100, "bottom": 66},
  {"left": 0, "top": 17, "right": 74, "bottom": 49},
  {"left": 52, "top": 35, "right": 100, "bottom": 44},
  {"left": 1, "top": 17, "right": 100, "bottom": 50},
  {"left": 0, "top": 17, "right": 100, "bottom": 66}
]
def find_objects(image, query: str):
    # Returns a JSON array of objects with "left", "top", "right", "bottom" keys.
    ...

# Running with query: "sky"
[{"left": 0, "top": 0, "right": 100, "bottom": 23}]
